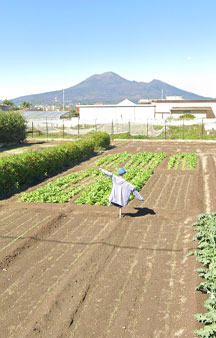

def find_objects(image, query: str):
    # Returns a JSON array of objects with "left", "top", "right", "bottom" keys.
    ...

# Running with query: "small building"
[
  {"left": 170, "top": 107, "right": 214, "bottom": 119},
  {"left": 77, "top": 99, "right": 155, "bottom": 123},
  {"left": 22, "top": 110, "right": 75, "bottom": 130},
  {"left": 0, "top": 104, "right": 10, "bottom": 112},
  {"left": 139, "top": 99, "right": 216, "bottom": 119},
  {"left": 22, "top": 110, "right": 70, "bottom": 121}
]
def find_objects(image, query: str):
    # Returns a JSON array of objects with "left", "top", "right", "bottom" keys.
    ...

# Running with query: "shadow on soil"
[
  {"left": 124, "top": 207, "right": 156, "bottom": 218},
  {"left": 0, "top": 141, "right": 46, "bottom": 153}
]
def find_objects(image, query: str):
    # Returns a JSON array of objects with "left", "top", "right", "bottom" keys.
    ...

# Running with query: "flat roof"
[
  {"left": 171, "top": 107, "right": 213, "bottom": 110},
  {"left": 149, "top": 100, "right": 216, "bottom": 103},
  {"left": 77, "top": 104, "right": 155, "bottom": 108},
  {"left": 23, "top": 111, "right": 70, "bottom": 119}
]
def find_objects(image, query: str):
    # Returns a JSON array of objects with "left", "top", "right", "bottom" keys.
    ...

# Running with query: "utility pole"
[{"left": 63, "top": 89, "right": 65, "bottom": 112}]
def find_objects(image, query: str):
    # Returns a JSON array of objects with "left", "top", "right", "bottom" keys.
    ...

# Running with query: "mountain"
[{"left": 12, "top": 72, "right": 212, "bottom": 106}]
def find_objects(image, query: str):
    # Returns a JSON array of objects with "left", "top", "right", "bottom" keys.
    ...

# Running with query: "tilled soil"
[{"left": 1, "top": 140, "right": 216, "bottom": 338}]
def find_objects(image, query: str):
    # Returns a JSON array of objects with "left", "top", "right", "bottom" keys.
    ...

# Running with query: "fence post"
[
  {"left": 182, "top": 119, "right": 184, "bottom": 139},
  {"left": 201, "top": 118, "right": 204, "bottom": 139},
  {"left": 78, "top": 118, "right": 80, "bottom": 138},
  {"left": 165, "top": 120, "right": 167, "bottom": 139},
  {"left": 32, "top": 122, "right": 33, "bottom": 138},
  {"left": 128, "top": 121, "right": 130, "bottom": 135},
  {"left": 46, "top": 118, "right": 48, "bottom": 140},
  {"left": 63, "top": 120, "right": 64, "bottom": 139},
  {"left": 111, "top": 120, "right": 114, "bottom": 135}
]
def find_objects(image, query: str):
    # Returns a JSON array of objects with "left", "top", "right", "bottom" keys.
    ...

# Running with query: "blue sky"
[{"left": 0, "top": 0, "right": 216, "bottom": 99}]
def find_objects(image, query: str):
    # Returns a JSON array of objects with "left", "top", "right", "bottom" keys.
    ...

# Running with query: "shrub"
[
  {"left": 0, "top": 112, "right": 27, "bottom": 143},
  {"left": 0, "top": 132, "right": 109, "bottom": 196},
  {"left": 179, "top": 113, "right": 195, "bottom": 120},
  {"left": 89, "top": 132, "right": 110, "bottom": 149}
]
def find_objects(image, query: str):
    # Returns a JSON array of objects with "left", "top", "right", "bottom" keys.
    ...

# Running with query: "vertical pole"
[
  {"left": 119, "top": 207, "right": 122, "bottom": 219},
  {"left": 182, "top": 119, "right": 184, "bottom": 139},
  {"left": 46, "top": 118, "right": 48, "bottom": 140},
  {"left": 147, "top": 119, "right": 148, "bottom": 137},
  {"left": 111, "top": 120, "right": 114, "bottom": 135},
  {"left": 77, "top": 118, "right": 79, "bottom": 139},
  {"left": 128, "top": 121, "right": 130, "bottom": 135},
  {"left": 201, "top": 118, "right": 204, "bottom": 139},
  {"left": 32, "top": 122, "right": 33, "bottom": 138},
  {"left": 63, "top": 119, "right": 64, "bottom": 138},
  {"left": 63, "top": 89, "right": 64, "bottom": 112},
  {"left": 165, "top": 120, "right": 167, "bottom": 139}
]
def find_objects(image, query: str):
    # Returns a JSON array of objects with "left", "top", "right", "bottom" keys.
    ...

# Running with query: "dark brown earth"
[{"left": 1, "top": 139, "right": 216, "bottom": 338}]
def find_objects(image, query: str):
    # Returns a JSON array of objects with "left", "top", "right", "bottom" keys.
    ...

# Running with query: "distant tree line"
[{"left": 1, "top": 99, "right": 31, "bottom": 110}]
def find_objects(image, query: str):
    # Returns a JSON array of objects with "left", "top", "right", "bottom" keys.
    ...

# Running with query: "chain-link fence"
[{"left": 26, "top": 118, "right": 216, "bottom": 140}]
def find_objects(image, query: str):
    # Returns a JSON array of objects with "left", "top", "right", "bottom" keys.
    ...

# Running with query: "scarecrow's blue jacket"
[{"left": 99, "top": 168, "right": 144, "bottom": 207}]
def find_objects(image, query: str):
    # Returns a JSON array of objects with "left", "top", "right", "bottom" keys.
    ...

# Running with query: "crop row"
[
  {"left": 189, "top": 213, "right": 216, "bottom": 338},
  {"left": 168, "top": 152, "right": 198, "bottom": 170},
  {"left": 20, "top": 152, "right": 166, "bottom": 204},
  {"left": 20, "top": 168, "right": 99, "bottom": 203},
  {"left": 73, "top": 152, "right": 167, "bottom": 206}
]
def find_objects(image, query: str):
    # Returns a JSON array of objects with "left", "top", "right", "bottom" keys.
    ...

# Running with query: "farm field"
[{"left": 1, "top": 139, "right": 216, "bottom": 338}]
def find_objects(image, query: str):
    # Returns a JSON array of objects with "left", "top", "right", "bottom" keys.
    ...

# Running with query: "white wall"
[{"left": 78, "top": 105, "right": 155, "bottom": 123}]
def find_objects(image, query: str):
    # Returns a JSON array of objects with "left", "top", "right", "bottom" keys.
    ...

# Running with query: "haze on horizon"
[{"left": 0, "top": 0, "right": 216, "bottom": 100}]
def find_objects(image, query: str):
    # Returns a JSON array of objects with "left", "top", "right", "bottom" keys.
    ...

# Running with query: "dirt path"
[{"left": 1, "top": 140, "right": 216, "bottom": 338}]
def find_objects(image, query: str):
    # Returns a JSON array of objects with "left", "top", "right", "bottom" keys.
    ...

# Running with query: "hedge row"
[
  {"left": 0, "top": 132, "right": 110, "bottom": 196},
  {"left": 0, "top": 112, "right": 27, "bottom": 143}
]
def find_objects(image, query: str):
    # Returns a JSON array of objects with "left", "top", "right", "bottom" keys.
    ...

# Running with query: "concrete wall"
[{"left": 78, "top": 105, "right": 155, "bottom": 123}]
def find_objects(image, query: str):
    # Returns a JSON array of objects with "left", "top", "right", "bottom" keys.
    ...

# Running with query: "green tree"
[
  {"left": 2, "top": 99, "right": 14, "bottom": 106},
  {"left": 21, "top": 101, "right": 31, "bottom": 109}
]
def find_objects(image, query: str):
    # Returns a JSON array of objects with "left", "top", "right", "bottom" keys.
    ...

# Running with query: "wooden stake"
[{"left": 119, "top": 208, "right": 122, "bottom": 218}]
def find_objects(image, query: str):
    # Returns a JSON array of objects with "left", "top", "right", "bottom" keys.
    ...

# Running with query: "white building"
[
  {"left": 77, "top": 99, "right": 155, "bottom": 123},
  {"left": 138, "top": 99, "right": 216, "bottom": 119}
]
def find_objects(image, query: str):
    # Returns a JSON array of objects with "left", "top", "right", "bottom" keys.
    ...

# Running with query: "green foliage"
[
  {"left": 0, "top": 132, "right": 110, "bottom": 196},
  {"left": 21, "top": 101, "right": 31, "bottom": 108},
  {"left": 168, "top": 152, "right": 198, "bottom": 170},
  {"left": 179, "top": 113, "right": 195, "bottom": 120},
  {"left": 89, "top": 131, "right": 110, "bottom": 149},
  {"left": 190, "top": 213, "right": 216, "bottom": 337},
  {"left": 111, "top": 132, "right": 147, "bottom": 139},
  {"left": 20, "top": 151, "right": 167, "bottom": 205},
  {"left": 76, "top": 152, "right": 166, "bottom": 206},
  {"left": 2, "top": 99, "right": 14, "bottom": 106},
  {"left": 20, "top": 168, "right": 99, "bottom": 203},
  {"left": 0, "top": 111, "right": 27, "bottom": 143},
  {"left": 158, "top": 124, "right": 206, "bottom": 140}
]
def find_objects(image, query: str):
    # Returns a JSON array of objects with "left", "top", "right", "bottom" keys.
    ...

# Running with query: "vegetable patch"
[{"left": 20, "top": 151, "right": 167, "bottom": 204}]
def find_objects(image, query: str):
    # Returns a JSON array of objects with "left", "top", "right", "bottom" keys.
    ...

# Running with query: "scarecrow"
[{"left": 99, "top": 167, "right": 144, "bottom": 218}]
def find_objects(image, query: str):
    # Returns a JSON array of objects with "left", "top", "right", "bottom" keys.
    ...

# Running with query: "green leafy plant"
[
  {"left": 168, "top": 152, "right": 198, "bottom": 170},
  {"left": 20, "top": 151, "right": 167, "bottom": 205},
  {"left": 189, "top": 213, "right": 216, "bottom": 337}
]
